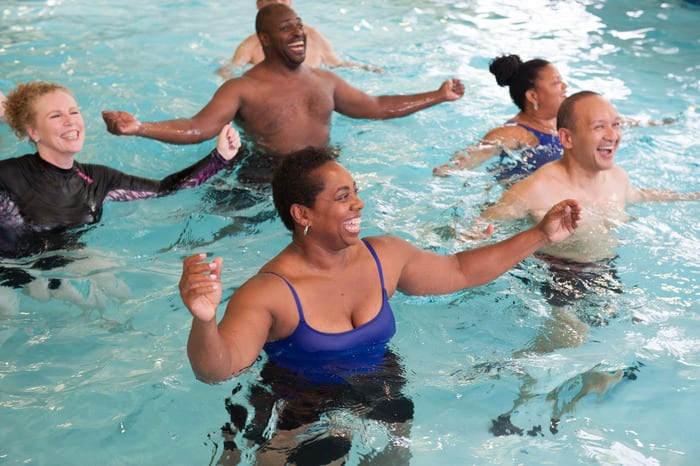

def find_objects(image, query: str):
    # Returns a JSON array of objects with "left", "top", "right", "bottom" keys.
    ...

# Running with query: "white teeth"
[
  {"left": 63, "top": 131, "right": 79, "bottom": 139},
  {"left": 344, "top": 218, "right": 361, "bottom": 231}
]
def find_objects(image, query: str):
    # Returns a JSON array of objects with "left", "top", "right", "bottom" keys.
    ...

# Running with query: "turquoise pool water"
[{"left": 1, "top": 0, "right": 699, "bottom": 464}]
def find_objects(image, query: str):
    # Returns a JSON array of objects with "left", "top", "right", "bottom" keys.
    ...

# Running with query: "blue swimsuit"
[
  {"left": 222, "top": 241, "right": 411, "bottom": 460},
  {"left": 263, "top": 240, "right": 396, "bottom": 383},
  {"left": 491, "top": 122, "right": 563, "bottom": 184}
]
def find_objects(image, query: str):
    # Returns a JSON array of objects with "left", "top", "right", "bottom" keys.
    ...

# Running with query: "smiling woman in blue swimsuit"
[
  {"left": 434, "top": 54, "right": 567, "bottom": 185},
  {"left": 179, "top": 146, "right": 582, "bottom": 464}
]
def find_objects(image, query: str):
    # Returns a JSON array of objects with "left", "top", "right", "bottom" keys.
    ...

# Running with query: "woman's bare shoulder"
[{"left": 481, "top": 122, "right": 539, "bottom": 149}]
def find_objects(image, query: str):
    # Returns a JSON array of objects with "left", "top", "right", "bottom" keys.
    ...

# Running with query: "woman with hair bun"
[{"left": 434, "top": 54, "right": 567, "bottom": 185}]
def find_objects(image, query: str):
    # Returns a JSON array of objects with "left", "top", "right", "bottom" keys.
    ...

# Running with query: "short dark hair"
[
  {"left": 489, "top": 54, "right": 552, "bottom": 111},
  {"left": 272, "top": 147, "right": 338, "bottom": 231},
  {"left": 255, "top": 3, "right": 292, "bottom": 35},
  {"left": 556, "top": 90, "right": 601, "bottom": 131}
]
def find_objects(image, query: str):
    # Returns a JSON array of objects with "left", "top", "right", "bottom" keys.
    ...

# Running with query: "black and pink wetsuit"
[{"left": 0, "top": 149, "right": 231, "bottom": 258}]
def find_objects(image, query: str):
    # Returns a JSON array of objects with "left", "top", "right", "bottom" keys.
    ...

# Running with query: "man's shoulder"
[
  {"left": 609, "top": 164, "right": 629, "bottom": 178},
  {"left": 508, "top": 163, "right": 565, "bottom": 202},
  {"left": 304, "top": 24, "right": 321, "bottom": 36},
  {"left": 606, "top": 165, "right": 631, "bottom": 187},
  {"left": 220, "top": 68, "right": 264, "bottom": 88},
  {"left": 231, "top": 33, "right": 261, "bottom": 65},
  {"left": 520, "top": 162, "right": 562, "bottom": 186},
  {"left": 237, "top": 33, "right": 259, "bottom": 51}
]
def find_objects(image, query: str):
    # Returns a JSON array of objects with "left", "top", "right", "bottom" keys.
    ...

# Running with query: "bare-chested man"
[
  {"left": 478, "top": 90, "right": 698, "bottom": 262},
  {"left": 216, "top": 0, "right": 380, "bottom": 78},
  {"left": 102, "top": 4, "right": 463, "bottom": 158},
  {"left": 474, "top": 90, "right": 699, "bottom": 436}
]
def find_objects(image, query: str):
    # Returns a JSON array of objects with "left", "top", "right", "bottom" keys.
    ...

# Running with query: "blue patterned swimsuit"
[{"left": 491, "top": 121, "right": 563, "bottom": 184}]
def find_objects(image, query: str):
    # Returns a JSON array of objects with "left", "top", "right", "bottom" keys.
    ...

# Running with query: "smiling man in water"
[
  {"left": 478, "top": 90, "right": 698, "bottom": 262},
  {"left": 102, "top": 4, "right": 464, "bottom": 183},
  {"left": 216, "top": 0, "right": 382, "bottom": 78},
  {"left": 470, "top": 90, "right": 699, "bottom": 436}
]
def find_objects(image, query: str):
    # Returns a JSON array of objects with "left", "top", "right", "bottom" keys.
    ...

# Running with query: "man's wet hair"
[{"left": 557, "top": 90, "right": 601, "bottom": 131}]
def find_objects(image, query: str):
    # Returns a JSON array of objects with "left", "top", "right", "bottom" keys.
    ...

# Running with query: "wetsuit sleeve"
[
  {"left": 0, "top": 191, "right": 24, "bottom": 228},
  {"left": 0, "top": 191, "right": 28, "bottom": 256},
  {"left": 102, "top": 148, "right": 232, "bottom": 201}
]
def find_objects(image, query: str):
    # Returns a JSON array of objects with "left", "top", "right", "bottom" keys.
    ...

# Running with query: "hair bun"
[{"left": 489, "top": 54, "right": 523, "bottom": 87}]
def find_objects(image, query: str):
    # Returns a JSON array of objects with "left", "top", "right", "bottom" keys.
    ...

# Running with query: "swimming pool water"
[{"left": 1, "top": 0, "right": 699, "bottom": 464}]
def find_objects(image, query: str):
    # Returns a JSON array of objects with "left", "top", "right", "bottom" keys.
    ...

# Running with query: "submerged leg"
[
  {"left": 547, "top": 367, "right": 627, "bottom": 433},
  {"left": 516, "top": 305, "right": 589, "bottom": 357},
  {"left": 489, "top": 372, "right": 538, "bottom": 437},
  {"left": 491, "top": 305, "right": 589, "bottom": 436}
]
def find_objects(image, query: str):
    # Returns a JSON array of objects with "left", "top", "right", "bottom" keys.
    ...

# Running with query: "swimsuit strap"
[
  {"left": 265, "top": 271, "right": 306, "bottom": 323},
  {"left": 512, "top": 122, "right": 555, "bottom": 141},
  {"left": 265, "top": 240, "right": 384, "bottom": 324},
  {"left": 362, "top": 239, "right": 385, "bottom": 289},
  {"left": 514, "top": 121, "right": 534, "bottom": 130}
]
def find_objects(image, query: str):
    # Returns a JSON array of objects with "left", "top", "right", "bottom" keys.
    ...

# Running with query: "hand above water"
[
  {"left": 179, "top": 253, "right": 223, "bottom": 323},
  {"left": 440, "top": 78, "right": 465, "bottom": 101},
  {"left": 215, "top": 124, "right": 242, "bottom": 161},
  {"left": 536, "top": 199, "right": 582, "bottom": 244},
  {"left": 102, "top": 110, "right": 140, "bottom": 135}
]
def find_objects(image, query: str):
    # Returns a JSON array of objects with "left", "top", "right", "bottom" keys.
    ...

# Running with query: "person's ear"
[
  {"left": 558, "top": 127, "right": 573, "bottom": 149},
  {"left": 290, "top": 203, "right": 310, "bottom": 228},
  {"left": 26, "top": 125, "right": 39, "bottom": 143},
  {"left": 525, "top": 89, "right": 538, "bottom": 111},
  {"left": 258, "top": 32, "right": 270, "bottom": 48}
]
